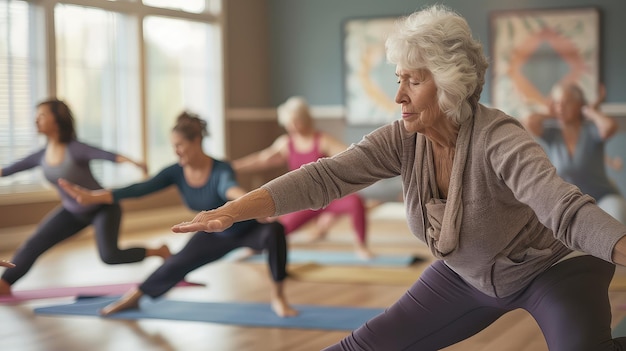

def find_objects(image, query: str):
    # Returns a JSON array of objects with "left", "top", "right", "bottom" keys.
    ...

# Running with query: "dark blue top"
[
  {"left": 2, "top": 140, "right": 117, "bottom": 213},
  {"left": 540, "top": 120, "right": 620, "bottom": 200},
  {"left": 112, "top": 159, "right": 255, "bottom": 234}
]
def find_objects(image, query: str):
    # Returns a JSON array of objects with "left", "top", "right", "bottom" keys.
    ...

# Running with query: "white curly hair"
[{"left": 385, "top": 5, "right": 489, "bottom": 125}]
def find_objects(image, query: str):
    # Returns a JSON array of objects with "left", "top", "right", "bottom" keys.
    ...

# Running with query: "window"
[
  {"left": 0, "top": 0, "right": 47, "bottom": 194},
  {"left": 55, "top": 4, "right": 142, "bottom": 187},
  {"left": 0, "top": 0, "right": 223, "bottom": 196},
  {"left": 144, "top": 16, "right": 223, "bottom": 172}
]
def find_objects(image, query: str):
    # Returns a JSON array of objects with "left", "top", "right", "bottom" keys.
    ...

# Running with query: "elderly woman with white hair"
[
  {"left": 232, "top": 96, "right": 373, "bottom": 259},
  {"left": 173, "top": 5, "right": 626, "bottom": 350},
  {"left": 523, "top": 82, "right": 626, "bottom": 225}
]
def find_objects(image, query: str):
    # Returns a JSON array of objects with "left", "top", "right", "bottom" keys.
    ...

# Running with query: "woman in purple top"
[
  {"left": 0, "top": 99, "right": 170, "bottom": 295},
  {"left": 172, "top": 6, "right": 626, "bottom": 350}
]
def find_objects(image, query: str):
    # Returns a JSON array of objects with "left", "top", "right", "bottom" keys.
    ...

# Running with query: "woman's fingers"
[
  {"left": 171, "top": 222, "right": 207, "bottom": 233},
  {"left": 0, "top": 260, "right": 15, "bottom": 268},
  {"left": 171, "top": 212, "right": 234, "bottom": 233},
  {"left": 58, "top": 179, "right": 92, "bottom": 204},
  {"left": 171, "top": 220, "right": 224, "bottom": 233},
  {"left": 58, "top": 179, "right": 83, "bottom": 197}
]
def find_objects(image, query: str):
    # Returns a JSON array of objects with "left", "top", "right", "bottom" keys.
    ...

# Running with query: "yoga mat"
[
  {"left": 34, "top": 296, "right": 384, "bottom": 331},
  {"left": 242, "top": 249, "right": 421, "bottom": 267},
  {"left": 0, "top": 280, "right": 204, "bottom": 304},
  {"left": 289, "top": 263, "right": 424, "bottom": 285},
  {"left": 288, "top": 263, "right": 626, "bottom": 288},
  {"left": 613, "top": 316, "right": 626, "bottom": 338}
]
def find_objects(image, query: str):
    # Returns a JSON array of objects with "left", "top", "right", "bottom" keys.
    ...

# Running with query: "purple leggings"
[
  {"left": 324, "top": 256, "right": 626, "bottom": 351},
  {"left": 279, "top": 193, "right": 367, "bottom": 243}
]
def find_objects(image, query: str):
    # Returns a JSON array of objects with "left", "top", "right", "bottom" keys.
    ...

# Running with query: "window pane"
[
  {"left": 0, "top": 0, "right": 47, "bottom": 194},
  {"left": 144, "top": 16, "right": 223, "bottom": 173},
  {"left": 55, "top": 4, "right": 143, "bottom": 187}
]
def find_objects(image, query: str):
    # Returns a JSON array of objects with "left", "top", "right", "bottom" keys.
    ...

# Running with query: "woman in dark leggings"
[
  {"left": 60, "top": 111, "right": 296, "bottom": 317},
  {"left": 0, "top": 99, "right": 169, "bottom": 295},
  {"left": 170, "top": 6, "right": 626, "bottom": 350}
]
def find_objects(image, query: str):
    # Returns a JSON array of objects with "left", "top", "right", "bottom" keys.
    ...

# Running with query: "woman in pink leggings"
[{"left": 232, "top": 97, "right": 372, "bottom": 259}]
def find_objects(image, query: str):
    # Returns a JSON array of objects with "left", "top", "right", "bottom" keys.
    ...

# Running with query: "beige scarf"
[{"left": 420, "top": 117, "right": 474, "bottom": 258}]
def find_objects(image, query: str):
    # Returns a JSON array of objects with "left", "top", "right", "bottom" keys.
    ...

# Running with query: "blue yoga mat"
[
  {"left": 34, "top": 296, "right": 384, "bottom": 331},
  {"left": 241, "top": 249, "right": 419, "bottom": 267}
]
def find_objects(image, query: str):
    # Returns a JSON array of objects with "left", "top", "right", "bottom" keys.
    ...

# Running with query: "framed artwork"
[
  {"left": 490, "top": 7, "right": 601, "bottom": 119},
  {"left": 343, "top": 16, "right": 399, "bottom": 125}
]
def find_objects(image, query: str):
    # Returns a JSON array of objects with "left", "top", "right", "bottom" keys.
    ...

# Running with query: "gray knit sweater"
[{"left": 263, "top": 104, "right": 626, "bottom": 298}]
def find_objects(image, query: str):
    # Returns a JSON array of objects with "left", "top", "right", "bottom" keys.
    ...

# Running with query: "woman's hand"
[
  {"left": 580, "top": 83, "right": 617, "bottom": 141},
  {"left": 58, "top": 179, "right": 114, "bottom": 205},
  {"left": 172, "top": 188, "right": 276, "bottom": 234},
  {"left": 116, "top": 155, "right": 148, "bottom": 175},
  {"left": 0, "top": 260, "right": 15, "bottom": 268},
  {"left": 171, "top": 210, "right": 235, "bottom": 233},
  {"left": 135, "top": 161, "right": 148, "bottom": 175},
  {"left": 590, "top": 83, "right": 606, "bottom": 111}
]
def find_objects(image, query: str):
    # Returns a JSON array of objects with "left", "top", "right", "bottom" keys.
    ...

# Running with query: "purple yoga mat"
[{"left": 0, "top": 280, "right": 204, "bottom": 304}]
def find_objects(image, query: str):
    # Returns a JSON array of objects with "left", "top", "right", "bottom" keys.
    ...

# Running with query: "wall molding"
[
  {"left": 601, "top": 103, "right": 626, "bottom": 117},
  {"left": 227, "top": 105, "right": 345, "bottom": 121},
  {"left": 227, "top": 108, "right": 276, "bottom": 121},
  {"left": 228, "top": 103, "right": 626, "bottom": 122},
  {"left": 0, "top": 188, "right": 58, "bottom": 205}
]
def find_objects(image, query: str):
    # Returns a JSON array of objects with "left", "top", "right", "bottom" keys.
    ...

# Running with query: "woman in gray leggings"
[{"left": 0, "top": 99, "right": 170, "bottom": 295}]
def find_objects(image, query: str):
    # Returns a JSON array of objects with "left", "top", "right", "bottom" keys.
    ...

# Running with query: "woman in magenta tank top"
[{"left": 233, "top": 97, "right": 372, "bottom": 259}]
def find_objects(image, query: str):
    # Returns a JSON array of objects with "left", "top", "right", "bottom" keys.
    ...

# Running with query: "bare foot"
[
  {"left": 157, "top": 244, "right": 171, "bottom": 260},
  {"left": 0, "top": 279, "right": 11, "bottom": 295},
  {"left": 271, "top": 296, "right": 298, "bottom": 317},
  {"left": 355, "top": 245, "right": 374, "bottom": 260},
  {"left": 100, "top": 288, "right": 143, "bottom": 316},
  {"left": 147, "top": 244, "right": 171, "bottom": 260}
]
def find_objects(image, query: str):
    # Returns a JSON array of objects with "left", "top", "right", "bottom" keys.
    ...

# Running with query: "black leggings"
[
  {"left": 139, "top": 221, "right": 287, "bottom": 298},
  {"left": 325, "top": 256, "right": 626, "bottom": 351},
  {"left": 2, "top": 204, "right": 146, "bottom": 285}
]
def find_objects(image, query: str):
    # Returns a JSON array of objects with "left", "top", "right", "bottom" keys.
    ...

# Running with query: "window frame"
[{"left": 0, "top": 0, "right": 225, "bottom": 204}]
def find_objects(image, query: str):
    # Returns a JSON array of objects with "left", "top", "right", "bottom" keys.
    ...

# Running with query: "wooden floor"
[{"left": 2, "top": 202, "right": 626, "bottom": 351}]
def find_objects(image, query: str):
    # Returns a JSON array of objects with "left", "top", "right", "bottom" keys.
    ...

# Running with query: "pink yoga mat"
[{"left": 0, "top": 280, "right": 204, "bottom": 304}]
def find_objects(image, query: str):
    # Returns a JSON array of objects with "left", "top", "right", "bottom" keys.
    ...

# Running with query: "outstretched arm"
[
  {"left": 231, "top": 135, "right": 289, "bottom": 173},
  {"left": 1, "top": 149, "right": 46, "bottom": 178},
  {"left": 320, "top": 133, "right": 350, "bottom": 157},
  {"left": 116, "top": 154, "right": 148, "bottom": 175},
  {"left": 172, "top": 187, "right": 275, "bottom": 233}
]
